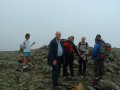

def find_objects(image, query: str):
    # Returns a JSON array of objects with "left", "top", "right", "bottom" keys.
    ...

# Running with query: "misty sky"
[{"left": 0, "top": 0, "right": 120, "bottom": 51}]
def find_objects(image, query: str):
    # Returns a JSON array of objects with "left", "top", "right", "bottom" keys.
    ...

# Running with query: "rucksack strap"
[{"left": 79, "top": 42, "right": 88, "bottom": 49}]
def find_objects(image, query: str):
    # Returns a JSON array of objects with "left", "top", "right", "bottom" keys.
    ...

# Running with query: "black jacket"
[{"left": 47, "top": 38, "right": 65, "bottom": 65}]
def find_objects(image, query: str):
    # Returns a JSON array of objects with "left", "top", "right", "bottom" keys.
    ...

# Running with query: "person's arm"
[
  {"left": 86, "top": 42, "right": 89, "bottom": 50},
  {"left": 78, "top": 42, "right": 81, "bottom": 52},
  {"left": 30, "top": 42, "right": 36, "bottom": 47},
  {"left": 85, "top": 42, "right": 89, "bottom": 55},
  {"left": 21, "top": 41, "right": 26, "bottom": 49},
  {"left": 72, "top": 43, "right": 80, "bottom": 57},
  {"left": 48, "top": 41, "right": 57, "bottom": 65},
  {"left": 92, "top": 44, "right": 100, "bottom": 60}
]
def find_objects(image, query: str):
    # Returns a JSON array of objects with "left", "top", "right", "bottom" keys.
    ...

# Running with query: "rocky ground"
[{"left": 0, "top": 46, "right": 120, "bottom": 90}]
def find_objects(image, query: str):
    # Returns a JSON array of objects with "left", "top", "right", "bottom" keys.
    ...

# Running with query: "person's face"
[
  {"left": 55, "top": 32, "right": 61, "bottom": 40},
  {"left": 71, "top": 37, "right": 74, "bottom": 42},
  {"left": 96, "top": 36, "right": 101, "bottom": 40},
  {"left": 26, "top": 36, "right": 30, "bottom": 40},
  {"left": 82, "top": 37, "right": 86, "bottom": 42},
  {"left": 68, "top": 37, "right": 74, "bottom": 42},
  {"left": 95, "top": 36, "right": 101, "bottom": 43}
]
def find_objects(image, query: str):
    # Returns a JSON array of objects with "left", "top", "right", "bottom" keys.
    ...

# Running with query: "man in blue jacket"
[
  {"left": 92, "top": 34, "right": 105, "bottom": 80},
  {"left": 48, "top": 31, "right": 65, "bottom": 90}
]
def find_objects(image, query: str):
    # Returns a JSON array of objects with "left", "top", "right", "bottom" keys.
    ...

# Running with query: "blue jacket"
[
  {"left": 92, "top": 42, "right": 101, "bottom": 61},
  {"left": 47, "top": 38, "right": 65, "bottom": 65}
]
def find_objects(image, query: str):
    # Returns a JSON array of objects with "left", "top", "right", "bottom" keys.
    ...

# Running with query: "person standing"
[
  {"left": 92, "top": 34, "right": 105, "bottom": 81},
  {"left": 63, "top": 36, "right": 80, "bottom": 79},
  {"left": 21, "top": 33, "right": 35, "bottom": 72},
  {"left": 48, "top": 31, "right": 65, "bottom": 90},
  {"left": 78, "top": 37, "right": 89, "bottom": 78}
]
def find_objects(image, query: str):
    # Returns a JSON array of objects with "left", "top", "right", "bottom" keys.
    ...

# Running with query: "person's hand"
[
  {"left": 77, "top": 59, "right": 79, "bottom": 62},
  {"left": 31, "top": 42, "right": 36, "bottom": 47},
  {"left": 32, "top": 42, "right": 36, "bottom": 45},
  {"left": 53, "top": 60, "right": 57, "bottom": 65},
  {"left": 77, "top": 55, "right": 80, "bottom": 61}
]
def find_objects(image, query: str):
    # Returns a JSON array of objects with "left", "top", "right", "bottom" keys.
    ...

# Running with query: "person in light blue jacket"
[{"left": 21, "top": 33, "right": 35, "bottom": 72}]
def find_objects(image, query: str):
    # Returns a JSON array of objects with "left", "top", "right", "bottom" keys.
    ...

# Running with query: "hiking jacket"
[
  {"left": 64, "top": 40, "right": 80, "bottom": 58},
  {"left": 47, "top": 38, "right": 65, "bottom": 65},
  {"left": 92, "top": 42, "right": 101, "bottom": 61},
  {"left": 22, "top": 40, "right": 33, "bottom": 53}
]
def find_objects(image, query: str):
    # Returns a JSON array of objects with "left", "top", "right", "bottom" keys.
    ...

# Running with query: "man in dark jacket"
[
  {"left": 48, "top": 31, "right": 65, "bottom": 90},
  {"left": 63, "top": 36, "right": 80, "bottom": 79}
]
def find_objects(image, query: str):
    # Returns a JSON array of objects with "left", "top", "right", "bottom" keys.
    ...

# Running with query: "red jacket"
[{"left": 64, "top": 41, "right": 74, "bottom": 53}]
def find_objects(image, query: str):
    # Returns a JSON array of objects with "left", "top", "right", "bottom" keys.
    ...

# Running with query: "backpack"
[
  {"left": 99, "top": 43, "right": 112, "bottom": 59},
  {"left": 78, "top": 42, "right": 88, "bottom": 53},
  {"left": 105, "top": 43, "right": 112, "bottom": 56},
  {"left": 19, "top": 44, "right": 24, "bottom": 53},
  {"left": 19, "top": 40, "right": 26, "bottom": 53},
  {"left": 99, "top": 44, "right": 106, "bottom": 60}
]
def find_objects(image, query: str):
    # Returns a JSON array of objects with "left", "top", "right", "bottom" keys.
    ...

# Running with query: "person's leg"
[
  {"left": 52, "top": 65, "right": 59, "bottom": 87},
  {"left": 56, "top": 57, "right": 62, "bottom": 84},
  {"left": 23, "top": 57, "right": 28, "bottom": 67},
  {"left": 99, "top": 59, "right": 104, "bottom": 77},
  {"left": 83, "top": 60, "right": 87, "bottom": 76},
  {"left": 79, "top": 58, "right": 83, "bottom": 75},
  {"left": 63, "top": 60, "right": 68, "bottom": 77},
  {"left": 52, "top": 56, "right": 63, "bottom": 88},
  {"left": 94, "top": 60, "right": 99, "bottom": 78},
  {"left": 23, "top": 52, "right": 29, "bottom": 69},
  {"left": 28, "top": 52, "right": 32, "bottom": 62},
  {"left": 57, "top": 57, "right": 63, "bottom": 78},
  {"left": 70, "top": 54, "right": 74, "bottom": 77},
  {"left": 69, "top": 59, "right": 74, "bottom": 77},
  {"left": 57, "top": 62, "right": 61, "bottom": 82},
  {"left": 27, "top": 56, "right": 31, "bottom": 62}
]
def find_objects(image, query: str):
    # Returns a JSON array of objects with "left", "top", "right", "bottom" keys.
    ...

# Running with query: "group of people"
[
  {"left": 19, "top": 32, "right": 111, "bottom": 90},
  {"left": 48, "top": 32, "right": 89, "bottom": 90},
  {"left": 48, "top": 31, "right": 111, "bottom": 90}
]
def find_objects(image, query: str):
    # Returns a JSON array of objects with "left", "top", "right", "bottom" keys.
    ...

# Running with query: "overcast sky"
[{"left": 0, "top": 0, "right": 120, "bottom": 51}]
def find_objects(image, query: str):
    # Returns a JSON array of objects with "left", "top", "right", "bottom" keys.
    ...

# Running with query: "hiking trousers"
[
  {"left": 79, "top": 57, "right": 87, "bottom": 75},
  {"left": 52, "top": 56, "right": 63, "bottom": 86},
  {"left": 63, "top": 54, "right": 74, "bottom": 77},
  {"left": 94, "top": 59, "right": 104, "bottom": 77}
]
